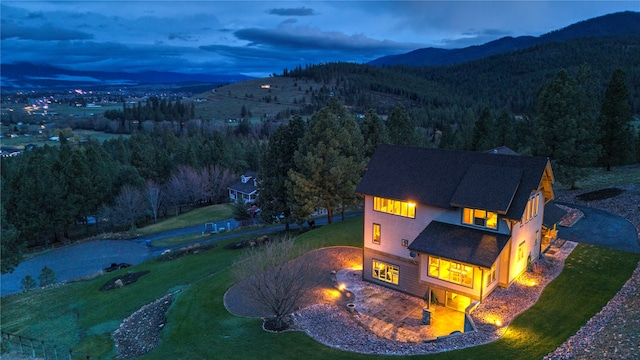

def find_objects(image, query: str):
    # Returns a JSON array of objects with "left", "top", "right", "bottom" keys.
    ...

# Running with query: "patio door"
[{"left": 445, "top": 291, "right": 471, "bottom": 312}]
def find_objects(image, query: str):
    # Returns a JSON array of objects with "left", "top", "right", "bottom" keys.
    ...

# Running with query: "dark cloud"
[
  {"left": 268, "top": 7, "right": 316, "bottom": 16},
  {"left": 442, "top": 28, "right": 513, "bottom": 48},
  {"left": 27, "top": 11, "right": 44, "bottom": 19},
  {"left": 1, "top": 39, "right": 200, "bottom": 73},
  {"left": 28, "top": 75, "right": 102, "bottom": 82},
  {"left": 200, "top": 44, "right": 298, "bottom": 62},
  {"left": 168, "top": 32, "right": 195, "bottom": 41},
  {"left": 233, "top": 25, "right": 423, "bottom": 55},
  {"left": 1, "top": 22, "right": 93, "bottom": 41}
]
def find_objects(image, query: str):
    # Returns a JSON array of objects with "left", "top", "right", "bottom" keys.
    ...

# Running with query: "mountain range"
[
  {"left": 368, "top": 11, "right": 640, "bottom": 67},
  {"left": 0, "top": 63, "right": 254, "bottom": 90},
  {"left": 1, "top": 11, "right": 638, "bottom": 89}
]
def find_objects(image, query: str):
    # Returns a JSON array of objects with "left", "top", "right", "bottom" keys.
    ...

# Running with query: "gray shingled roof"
[
  {"left": 356, "top": 144, "right": 550, "bottom": 220},
  {"left": 408, "top": 221, "right": 511, "bottom": 268},
  {"left": 228, "top": 172, "right": 258, "bottom": 194},
  {"left": 450, "top": 164, "right": 522, "bottom": 214},
  {"left": 543, "top": 201, "right": 568, "bottom": 228}
]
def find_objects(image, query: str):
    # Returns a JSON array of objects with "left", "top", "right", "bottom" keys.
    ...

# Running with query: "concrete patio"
[{"left": 337, "top": 269, "right": 466, "bottom": 342}]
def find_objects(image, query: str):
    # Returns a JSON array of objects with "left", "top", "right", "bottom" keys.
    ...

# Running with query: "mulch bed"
[
  {"left": 155, "top": 243, "right": 217, "bottom": 262},
  {"left": 576, "top": 187, "right": 624, "bottom": 201},
  {"left": 223, "top": 235, "right": 273, "bottom": 250},
  {"left": 99, "top": 271, "right": 150, "bottom": 291}
]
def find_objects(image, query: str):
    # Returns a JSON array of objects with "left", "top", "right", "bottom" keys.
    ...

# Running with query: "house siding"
[
  {"left": 363, "top": 194, "right": 514, "bottom": 301},
  {"left": 507, "top": 190, "right": 544, "bottom": 284},
  {"left": 363, "top": 248, "right": 429, "bottom": 298},
  {"left": 363, "top": 196, "right": 449, "bottom": 260}
]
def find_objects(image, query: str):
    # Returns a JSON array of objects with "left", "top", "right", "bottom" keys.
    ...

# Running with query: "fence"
[{"left": 1, "top": 331, "right": 94, "bottom": 360}]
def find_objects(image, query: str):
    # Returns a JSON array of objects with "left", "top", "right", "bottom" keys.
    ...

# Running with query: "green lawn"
[
  {"left": 136, "top": 203, "right": 235, "bottom": 236},
  {"left": 1, "top": 217, "right": 638, "bottom": 360}
]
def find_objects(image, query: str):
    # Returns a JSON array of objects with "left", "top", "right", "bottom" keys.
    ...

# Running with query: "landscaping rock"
[{"left": 112, "top": 292, "right": 177, "bottom": 358}]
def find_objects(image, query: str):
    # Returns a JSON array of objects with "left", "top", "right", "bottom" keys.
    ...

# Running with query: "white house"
[
  {"left": 355, "top": 144, "right": 555, "bottom": 312},
  {"left": 228, "top": 171, "right": 259, "bottom": 204}
]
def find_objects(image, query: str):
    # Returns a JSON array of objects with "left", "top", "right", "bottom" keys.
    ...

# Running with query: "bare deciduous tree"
[
  {"left": 231, "top": 236, "right": 322, "bottom": 330},
  {"left": 111, "top": 185, "right": 145, "bottom": 229},
  {"left": 144, "top": 179, "right": 163, "bottom": 223},
  {"left": 201, "top": 165, "right": 235, "bottom": 204}
]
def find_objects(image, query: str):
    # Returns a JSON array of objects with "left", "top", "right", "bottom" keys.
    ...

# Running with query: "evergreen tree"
[
  {"left": 259, "top": 116, "right": 305, "bottom": 230},
  {"left": 21, "top": 275, "right": 36, "bottom": 291},
  {"left": 535, "top": 69, "right": 600, "bottom": 188},
  {"left": 359, "top": 109, "right": 389, "bottom": 158},
  {"left": 1, "top": 204, "right": 23, "bottom": 274},
  {"left": 470, "top": 107, "right": 495, "bottom": 151},
  {"left": 598, "top": 68, "right": 634, "bottom": 170},
  {"left": 288, "top": 100, "right": 365, "bottom": 225},
  {"left": 494, "top": 109, "right": 516, "bottom": 149},
  {"left": 232, "top": 199, "right": 252, "bottom": 226},
  {"left": 38, "top": 266, "right": 56, "bottom": 287},
  {"left": 387, "top": 104, "right": 419, "bottom": 146}
]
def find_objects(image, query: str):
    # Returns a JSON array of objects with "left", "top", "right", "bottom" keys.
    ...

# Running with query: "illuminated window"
[
  {"left": 462, "top": 208, "right": 497, "bottom": 229},
  {"left": 486, "top": 264, "right": 496, "bottom": 286},
  {"left": 372, "top": 223, "right": 381, "bottom": 244},
  {"left": 428, "top": 256, "right": 473, "bottom": 288},
  {"left": 518, "top": 241, "right": 526, "bottom": 262},
  {"left": 522, "top": 193, "right": 540, "bottom": 224},
  {"left": 373, "top": 197, "right": 416, "bottom": 218},
  {"left": 372, "top": 260, "right": 399, "bottom": 285}
]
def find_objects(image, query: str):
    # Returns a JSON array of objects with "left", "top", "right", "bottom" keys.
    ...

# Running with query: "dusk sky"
[{"left": 2, "top": 1, "right": 638, "bottom": 78}]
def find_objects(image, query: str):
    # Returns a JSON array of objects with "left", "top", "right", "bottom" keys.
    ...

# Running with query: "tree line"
[
  {"left": 2, "top": 64, "right": 637, "bottom": 274},
  {"left": 104, "top": 96, "right": 195, "bottom": 123},
  {"left": 0, "top": 125, "right": 266, "bottom": 273}
]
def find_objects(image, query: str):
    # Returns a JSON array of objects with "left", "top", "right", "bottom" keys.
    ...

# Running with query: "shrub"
[
  {"left": 38, "top": 266, "right": 56, "bottom": 287},
  {"left": 21, "top": 275, "right": 36, "bottom": 291}
]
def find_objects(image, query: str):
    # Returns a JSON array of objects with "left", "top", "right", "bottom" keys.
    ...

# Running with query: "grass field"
[
  {"left": 136, "top": 203, "right": 235, "bottom": 237},
  {"left": 190, "top": 77, "right": 321, "bottom": 121},
  {"left": 0, "top": 129, "right": 128, "bottom": 150},
  {"left": 575, "top": 164, "right": 640, "bottom": 189},
  {"left": 1, "top": 214, "right": 638, "bottom": 360}
]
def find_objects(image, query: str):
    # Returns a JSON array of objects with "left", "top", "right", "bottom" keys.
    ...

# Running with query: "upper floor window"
[
  {"left": 373, "top": 197, "right": 416, "bottom": 218},
  {"left": 522, "top": 193, "right": 540, "bottom": 224},
  {"left": 372, "top": 223, "right": 381, "bottom": 244},
  {"left": 463, "top": 208, "right": 497, "bottom": 229}
]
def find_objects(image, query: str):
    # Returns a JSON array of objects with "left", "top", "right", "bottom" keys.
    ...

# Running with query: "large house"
[
  {"left": 355, "top": 144, "right": 556, "bottom": 312},
  {"left": 228, "top": 171, "right": 259, "bottom": 204}
]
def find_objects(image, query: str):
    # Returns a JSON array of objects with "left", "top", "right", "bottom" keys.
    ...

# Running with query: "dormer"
[{"left": 241, "top": 174, "right": 252, "bottom": 184}]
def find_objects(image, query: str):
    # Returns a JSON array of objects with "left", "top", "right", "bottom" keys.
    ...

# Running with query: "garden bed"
[{"left": 99, "top": 271, "right": 150, "bottom": 291}]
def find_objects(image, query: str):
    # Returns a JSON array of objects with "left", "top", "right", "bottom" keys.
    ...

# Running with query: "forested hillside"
[
  {"left": 368, "top": 11, "right": 640, "bottom": 67},
  {"left": 284, "top": 35, "right": 640, "bottom": 123}
]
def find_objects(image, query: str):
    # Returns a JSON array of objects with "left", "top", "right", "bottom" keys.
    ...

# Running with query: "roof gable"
[
  {"left": 450, "top": 164, "right": 522, "bottom": 214},
  {"left": 356, "top": 144, "right": 551, "bottom": 220}
]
